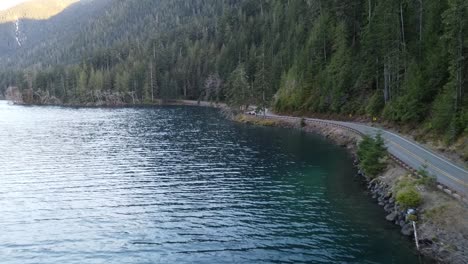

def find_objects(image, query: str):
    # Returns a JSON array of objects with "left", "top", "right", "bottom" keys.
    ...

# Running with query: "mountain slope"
[
  {"left": 0, "top": 0, "right": 78, "bottom": 22},
  {"left": 0, "top": 0, "right": 466, "bottom": 145},
  {"left": 0, "top": 0, "right": 224, "bottom": 68},
  {"left": 0, "top": 0, "right": 112, "bottom": 60}
]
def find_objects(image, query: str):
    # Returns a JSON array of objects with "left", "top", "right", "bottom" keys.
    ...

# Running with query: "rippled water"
[{"left": 0, "top": 101, "right": 429, "bottom": 263}]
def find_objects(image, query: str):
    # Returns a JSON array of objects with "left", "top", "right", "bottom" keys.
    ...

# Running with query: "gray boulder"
[
  {"left": 386, "top": 212, "right": 397, "bottom": 222},
  {"left": 401, "top": 223, "right": 413, "bottom": 236}
]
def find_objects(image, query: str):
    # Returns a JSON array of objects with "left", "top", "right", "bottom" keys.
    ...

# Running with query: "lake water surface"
[{"left": 0, "top": 101, "right": 429, "bottom": 263}]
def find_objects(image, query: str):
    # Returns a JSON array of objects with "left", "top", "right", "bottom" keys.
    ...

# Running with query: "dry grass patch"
[{"left": 235, "top": 114, "right": 282, "bottom": 127}]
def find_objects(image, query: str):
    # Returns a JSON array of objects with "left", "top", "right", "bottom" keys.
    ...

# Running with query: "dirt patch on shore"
[
  {"left": 418, "top": 190, "right": 468, "bottom": 263},
  {"left": 235, "top": 114, "right": 361, "bottom": 153}
]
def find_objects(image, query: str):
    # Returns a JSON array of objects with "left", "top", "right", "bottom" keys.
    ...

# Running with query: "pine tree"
[{"left": 227, "top": 63, "right": 250, "bottom": 109}]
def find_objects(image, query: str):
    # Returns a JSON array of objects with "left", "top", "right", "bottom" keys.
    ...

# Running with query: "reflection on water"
[{"left": 0, "top": 101, "right": 428, "bottom": 263}]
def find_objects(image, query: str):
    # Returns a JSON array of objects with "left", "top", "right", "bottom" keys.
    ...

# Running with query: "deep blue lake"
[{"left": 0, "top": 101, "right": 429, "bottom": 263}]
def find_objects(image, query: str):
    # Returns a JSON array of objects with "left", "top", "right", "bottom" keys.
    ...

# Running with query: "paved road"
[{"left": 262, "top": 112, "right": 468, "bottom": 196}]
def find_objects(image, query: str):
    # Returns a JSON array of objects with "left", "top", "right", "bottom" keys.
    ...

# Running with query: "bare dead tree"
[{"left": 204, "top": 73, "right": 223, "bottom": 102}]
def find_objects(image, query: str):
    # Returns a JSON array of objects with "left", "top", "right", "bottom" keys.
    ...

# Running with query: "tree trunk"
[
  {"left": 384, "top": 62, "right": 389, "bottom": 103},
  {"left": 150, "top": 62, "right": 154, "bottom": 102},
  {"left": 456, "top": 8, "right": 463, "bottom": 110},
  {"left": 133, "top": 81, "right": 136, "bottom": 104},
  {"left": 368, "top": 0, "right": 372, "bottom": 26},
  {"left": 400, "top": 2, "right": 406, "bottom": 51},
  {"left": 376, "top": 58, "right": 379, "bottom": 93},
  {"left": 419, "top": 0, "right": 423, "bottom": 55},
  {"left": 62, "top": 75, "right": 66, "bottom": 100},
  {"left": 323, "top": 32, "right": 327, "bottom": 61},
  {"left": 353, "top": 2, "right": 357, "bottom": 46}
]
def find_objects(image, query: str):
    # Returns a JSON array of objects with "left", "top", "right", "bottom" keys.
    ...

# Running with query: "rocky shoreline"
[
  {"left": 7, "top": 100, "right": 467, "bottom": 263},
  {"left": 234, "top": 114, "right": 468, "bottom": 264}
]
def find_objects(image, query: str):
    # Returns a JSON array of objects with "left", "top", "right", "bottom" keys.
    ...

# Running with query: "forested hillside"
[
  {"left": 0, "top": 0, "right": 78, "bottom": 22},
  {"left": 0, "top": 0, "right": 467, "bottom": 142},
  {"left": 0, "top": 0, "right": 112, "bottom": 60}
]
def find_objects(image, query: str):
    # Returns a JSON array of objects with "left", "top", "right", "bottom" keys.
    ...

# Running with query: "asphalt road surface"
[{"left": 263, "top": 112, "right": 468, "bottom": 196}]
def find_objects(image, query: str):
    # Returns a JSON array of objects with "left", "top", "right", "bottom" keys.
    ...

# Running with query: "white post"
[{"left": 412, "top": 221, "right": 420, "bottom": 250}]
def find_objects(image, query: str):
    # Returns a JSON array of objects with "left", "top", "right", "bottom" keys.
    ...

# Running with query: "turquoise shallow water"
[{"left": 0, "top": 102, "right": 430, "bottom": 263}]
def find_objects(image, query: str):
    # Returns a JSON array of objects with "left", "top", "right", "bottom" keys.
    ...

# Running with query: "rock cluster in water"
[{"left": 366, "top": 178, "right": 414, "bottom": 236}]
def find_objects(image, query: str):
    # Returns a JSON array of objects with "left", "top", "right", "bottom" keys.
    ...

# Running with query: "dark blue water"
[{"left": 0, "top": 101, "right": 428, "bottom": 263}]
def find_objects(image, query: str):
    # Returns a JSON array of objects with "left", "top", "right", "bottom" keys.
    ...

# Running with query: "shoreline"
[
  {"left": 6, "top": 99, "right": 467, "bottom": 263},
  {"left": 8, "top": 99, "right": 226, "bottom": 109},
  {"left": 264, "top": 110, "right": 467, "bottom": 168},
  {"left": 12, "top": 98, "right": 465, "bottom": 168},
  {"left": 235, "top": 114, "right": 467, "bottom": 264},
  {"left": 9, "top": 97, "right": 466, "bottom": 167}
]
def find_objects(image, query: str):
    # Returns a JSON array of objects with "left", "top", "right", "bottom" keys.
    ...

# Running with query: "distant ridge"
[{"left": 0, "top": 0, "right": 78, "bottom": 22}]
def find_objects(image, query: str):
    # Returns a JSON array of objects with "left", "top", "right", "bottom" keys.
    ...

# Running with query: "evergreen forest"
[{"left": 0, "top": 0, "right": 466, "bottom": 141}]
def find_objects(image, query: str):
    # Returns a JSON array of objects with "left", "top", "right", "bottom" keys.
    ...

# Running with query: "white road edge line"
[
  {"left": 382, "top": 130, "right": 468, "bottom": 174},
  {"left": 267, "top": 113, "right": 467, "bottom": 174}
]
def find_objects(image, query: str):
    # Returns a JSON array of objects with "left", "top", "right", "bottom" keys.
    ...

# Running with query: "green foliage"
[
  {"left": 416, "top": 165, "right": 437, "bottom": 187},
  {"left": 432, "top": 89, "right": 455, "bottom": 133},
  {"left": 417, "top": 175, "right": 437, "bottom": 187},
  {"left": 325, "top": 22, "right": 353, "bottom": 113},
  {"left": 0, "top": 0, "right": 465, "bottom": 142},
  {"left": 0, "top": 0, "right": 78, "bottom": 23},
  {"left": 366, "top": 91, "right": 385, "bottom": 117},
  {"left": 226, "top": 64, "right": 251, "bottom": 109},
  {"left": 395, "top": 176, "right": 417, "bottom": 193},
  {"left": 357, "top": 133, "right": 387, "bottom": 178},
  {"left": 383, "top": 62, "right": 427, "bottom": 123},
  {"left": 396, "top": 186, "right": 423, "bottom": 208},
  {"left": 407, "top": 214, "right": 418, "bottom": 222},
  {"left": 274, "top": 67, "right": 305, "bottom": 112}
]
